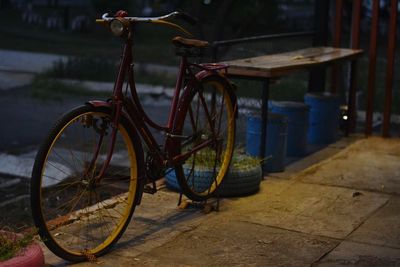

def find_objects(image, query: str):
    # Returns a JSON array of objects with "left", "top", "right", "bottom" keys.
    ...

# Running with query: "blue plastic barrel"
[
  {"left": 304, "top": 93, "right": 340, "bottom": 144},
  {"left": 270, "top": 101, "right": 309, "bottom": 156},
  {"left": 246, "top": 113, "right": 288, "bottom": 172}
]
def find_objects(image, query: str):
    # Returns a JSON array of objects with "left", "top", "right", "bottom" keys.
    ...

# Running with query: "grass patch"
[
  {"left": 230, "top": 152, "right": 262, "bottom": 170},
  {"left": 187, "top": 149, "right": 261, "bottom": 170},
  {"left": 41, "top": 55, "right": 177, "bottom": 87},
  {"left": 31, "top": 76, "right": 111, "bottom": 101},
  {"left": 45, "top": 56, "right": 118, "bottom": 82},
  {"left": 135, "top": 69, "right": 177, "bottom": 87},
  {"left": 0, "top": 229, "right": 35, "bottom": 261}
]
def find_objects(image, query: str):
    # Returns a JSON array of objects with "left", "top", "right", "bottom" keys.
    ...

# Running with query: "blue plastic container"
[
  {"left": 270, "top": 101, "right": 309, "bottom": 156},
  {"left": 304, "top": 92, "right": 340, "bottom": 144},
  {"left": 246, "top": 113, "right": 288, "bottom": 172}
]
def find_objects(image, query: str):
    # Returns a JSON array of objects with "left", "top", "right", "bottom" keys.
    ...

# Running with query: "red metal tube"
[
  {"left": 382, "top": 0, "right": 398, "bottom": 137},
  {"left": 167, "top": 57, "right": 187, "bottom": 129},
  {"left": 365, "top": 0, "right": 380, "bottom": 136},
  {"left": 333, "top": 0, "right": 343, "bottom": 47},
  {"left": 351, "top": 0, "right": 362, "bottom": 49},
  {"left": 347, "top": 0, "right": 362, "bottom": 134},
  {"left": 331, "top": 0, "right": 343, "bottom": 94}
]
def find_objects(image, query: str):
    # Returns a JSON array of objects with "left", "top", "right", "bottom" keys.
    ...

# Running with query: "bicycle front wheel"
[
  {"left": 31, "top": 105, "right": 142, "bottom": 262},
  {"left": 172, "top": 76, "right": 236, "bottom": 201}
]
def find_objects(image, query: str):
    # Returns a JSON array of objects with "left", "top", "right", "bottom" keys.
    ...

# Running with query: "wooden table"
[{"left": 224, "top": 47, "right": 363, "bottom": 173}]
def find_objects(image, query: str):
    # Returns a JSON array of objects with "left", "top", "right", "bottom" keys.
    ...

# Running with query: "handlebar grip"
[
  {"left": 176, "top": 12, "right": 197, "bottom": 26},
  {"left": 95, "top": 19, "right": 108, "bottom": 26}
]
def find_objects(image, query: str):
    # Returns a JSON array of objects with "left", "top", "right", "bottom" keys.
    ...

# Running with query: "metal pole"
[
  {"left": 382, "top": 0, "right": 398, "bottom": 137},
  {"left": 309, "top": 0, "right": 330, "bottom": 93},
  {"left": 365, "top": 0, "right": 380, "bottom": 136},
  {"left": 212, "top": 44, "right": 219, "bottom": 63},
  {"left": 346, "top": 0, "right": 362, "bottom": 135},
  {"left": 330, "top": 0, "right": 343, "bottom": 94},
  {"left": 260, "top": 79, "right": 270, "bottom": 175}
]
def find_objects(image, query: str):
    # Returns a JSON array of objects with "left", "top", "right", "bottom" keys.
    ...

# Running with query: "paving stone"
[
  {"left": 41, "top": 189, "right": 211, "bottom": 266},
  {"left": 271, "top": 146, "right": 342, "bottom": 180},
  {"left": 134, "top": 220, "right": 338, "bottom": 267},
  {"left": 39, "top": 137, "right": 400, "bottom": 266},
  {"left": 271, "top": 135, "right": 362, "bottom": 180},
  {"left": 222, "top": 178, "right": 389, "bottom": 239},
  {"left": 318, "top": 241, "right": 400, "bottom": 266},
  {"left": 348, "top": 196, "right": 400, "bottom": 248},
  {"left": 296, "top": 137, "right": 400, "bottom": 194}
]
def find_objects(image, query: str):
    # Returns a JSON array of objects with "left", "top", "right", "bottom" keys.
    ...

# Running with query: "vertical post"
[
  {"left": 365, "top": 0, "right": 380, "bottom": 136},
  {"left": 260, "top": 79, "right": 270, "bottom": 175},
  {"left": 330, "top": 0, "right": 343, "bottom": 94},
  {"left": 63, "top": 6, "right": 70, "bottom": 31},
  {"left": 212, "top": 43, "right": 219, "bottom": 62},
  {"left": 312, "top": 0, "right": 331, "bottom": 46},
  {"left": 309, "top": 0, "right": 330, "bottom": 93},
  {"left": 382, "top": 0, "right": 398, "bottom": 137},
  {"left": 346, "top": 0, "right": 362, "bottom": 135}
]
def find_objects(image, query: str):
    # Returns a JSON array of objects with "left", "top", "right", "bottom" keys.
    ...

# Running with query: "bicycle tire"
[
  {"left": 171, "top": 75, "right": 236, "bottom": 201},
  {"left": 31, "top": 105, "right": 144, "bottom": 262}
]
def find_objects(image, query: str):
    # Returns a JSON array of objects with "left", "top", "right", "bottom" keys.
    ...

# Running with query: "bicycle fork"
[{"left": 89, "top": 100, "right": 123, "bottom": 185}]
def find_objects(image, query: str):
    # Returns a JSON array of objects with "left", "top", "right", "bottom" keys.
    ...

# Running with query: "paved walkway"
[
  {"left": 41, "top": 136, "right": 400, "bottom": 266},
  {"left": 0, "top": 49, "right": 66, "bottom": 90}
]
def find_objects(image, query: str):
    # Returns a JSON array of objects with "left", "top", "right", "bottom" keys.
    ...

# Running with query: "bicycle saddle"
[{"left": 172, "top": 36, "right": 209, "bottom": 48}]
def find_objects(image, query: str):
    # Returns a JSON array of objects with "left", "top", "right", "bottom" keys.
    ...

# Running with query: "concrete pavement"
[
  {"left": 40, "top": 136, "right": 400, "bottom": 266},
  {"left": 0, "top": 49, "right": 67, "bottom": 90}
]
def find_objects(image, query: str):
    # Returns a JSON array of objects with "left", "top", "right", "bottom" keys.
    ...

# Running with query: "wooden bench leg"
[{"left": 260, "top": 79, "right": 270, "bottom": 174}]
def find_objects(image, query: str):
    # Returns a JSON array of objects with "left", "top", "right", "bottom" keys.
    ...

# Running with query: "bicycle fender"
[
  {"left": 195, "top": 71, "right": 238, "bottom": 119},
  {"left": 86, "top": 100, "right": 111, "bottom": 108},
  {"left": 86, "top": 100, "right": 136, "bottom": 127},
  {"left": 85, "top": 101, "right": 147, "bottom": 205}
]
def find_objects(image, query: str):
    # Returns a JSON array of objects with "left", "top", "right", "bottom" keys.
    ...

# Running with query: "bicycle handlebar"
[
  {"left": 100, "top": 11, "right": 197, "bottom": 25},
  {"left": 97, "top": 11, "right": 197, "bottom": 36},
  {"left": 174, "top": 12, "right": 198, "bottom": 25}
]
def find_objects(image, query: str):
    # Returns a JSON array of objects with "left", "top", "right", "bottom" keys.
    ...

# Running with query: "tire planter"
[
  {"left": 165, "top": 163, "right": 262, "bottom": 197},
  {"left": 0, "top": 231, "right": 45, "bottom": 267}
]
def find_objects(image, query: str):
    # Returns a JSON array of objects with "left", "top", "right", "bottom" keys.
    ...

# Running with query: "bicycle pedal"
[
  {"left": 143, "top": 185, "right": 157, "bottom": 194},
  {"left": 178, "top": 200, "right": 190, "bottom": 210}
]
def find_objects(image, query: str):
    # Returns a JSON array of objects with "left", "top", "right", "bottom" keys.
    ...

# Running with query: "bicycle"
[{"left": 30, "top": 10, "right": 237, "bottom": 262}]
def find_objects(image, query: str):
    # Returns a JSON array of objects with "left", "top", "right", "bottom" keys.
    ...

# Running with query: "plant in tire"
[{"left": 166, "top": 152, "right": 262, "bottom": 197}]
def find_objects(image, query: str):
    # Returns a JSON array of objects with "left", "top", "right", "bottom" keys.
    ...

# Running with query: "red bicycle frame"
[{"left": 90, "top": 29, "right": 230, "bottom": 182}]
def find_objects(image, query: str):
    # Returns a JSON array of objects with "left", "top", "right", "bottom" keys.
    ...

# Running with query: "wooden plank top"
[{"left": 224, "top": 47, "right": 363, "bottom": 78}]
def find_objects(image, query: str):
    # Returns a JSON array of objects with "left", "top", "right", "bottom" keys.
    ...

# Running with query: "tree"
[{"left": 180, "top": 0, "right": 279, "bottom": 42}]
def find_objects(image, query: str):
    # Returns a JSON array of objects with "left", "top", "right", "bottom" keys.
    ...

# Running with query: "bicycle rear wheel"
[
  {"left": 172, "top": 76, "right": 236, "bottom": 201},
  {"left": 31, "top": 105, "right": 142, "bottom": 262}
]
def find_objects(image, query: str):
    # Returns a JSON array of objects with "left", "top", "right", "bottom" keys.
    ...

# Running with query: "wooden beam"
[
  {"left": 382, "top": 0, "right": 398, "bottom": 137},
  {"left": 365, "top": 0, "right": 380, "bottom": 136}
]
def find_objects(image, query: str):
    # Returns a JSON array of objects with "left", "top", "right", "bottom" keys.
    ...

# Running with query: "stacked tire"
[{"left": 165, "top": 164, "right": 262, "bottom": 197}]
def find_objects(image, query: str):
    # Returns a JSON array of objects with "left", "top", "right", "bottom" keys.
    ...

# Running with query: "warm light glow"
[{"left": 343, "top": 115, "right": 348, "bottom": 120}]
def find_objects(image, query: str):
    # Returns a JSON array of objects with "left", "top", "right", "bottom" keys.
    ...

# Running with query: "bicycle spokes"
[
  {"left": 175, "top": 80, "right": 235, "bottom": 199},
  {"left": 32, "top": 107, "right": 139, "bottom": 260}
]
